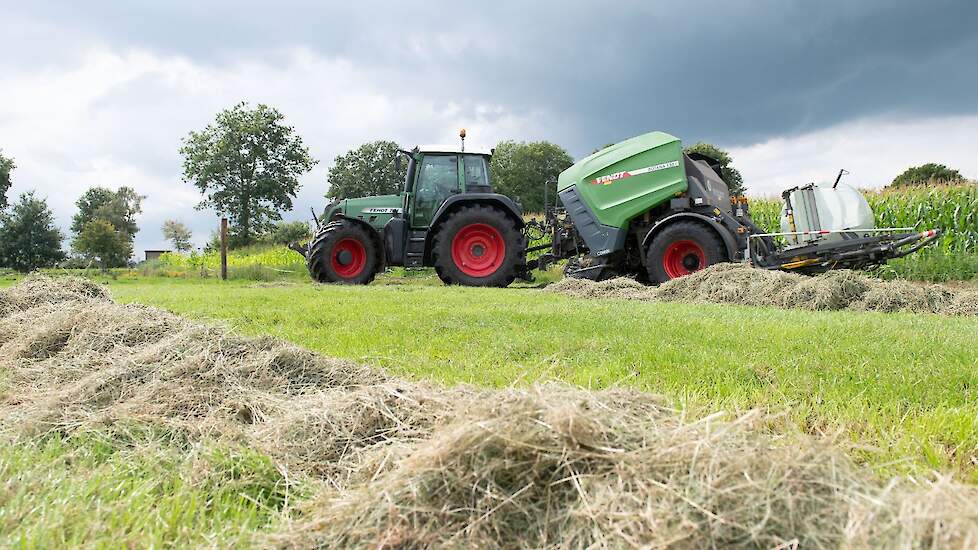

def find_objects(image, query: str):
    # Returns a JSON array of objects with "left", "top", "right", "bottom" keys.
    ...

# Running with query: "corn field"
[{"left": 157, "top": 246, "right": 305, "bottom": 269}]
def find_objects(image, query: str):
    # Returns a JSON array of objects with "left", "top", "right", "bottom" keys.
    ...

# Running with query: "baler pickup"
[{"left": 747, "top": 228, "right": 941, "bottom": 274}]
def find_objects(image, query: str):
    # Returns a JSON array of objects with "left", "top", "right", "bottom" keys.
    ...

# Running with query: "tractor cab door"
[
  {"left": 411, "top": 153, "right": 460, "bottom": 228},
  {"left": 460, "top": 154, "right": 491, "bottom": 193}
]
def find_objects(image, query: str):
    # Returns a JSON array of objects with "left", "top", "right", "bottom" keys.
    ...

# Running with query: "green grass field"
[
  {"left": 0, "top": 431, "right": 288, "bottom": 547},
  {"left": 3, "top": 272, "right": 978, "bottom": 546},
  {"left": 101, "top": 274, "right": 978, "bottom": 479}
]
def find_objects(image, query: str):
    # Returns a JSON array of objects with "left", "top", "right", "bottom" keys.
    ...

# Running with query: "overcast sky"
[{"left": 2, "top": 0, "right": 977, "bottom": 255}]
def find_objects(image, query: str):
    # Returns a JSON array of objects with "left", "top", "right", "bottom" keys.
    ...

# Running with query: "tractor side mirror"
[{"left": 395, "top": 153, "right": 402, "bottom": 174}]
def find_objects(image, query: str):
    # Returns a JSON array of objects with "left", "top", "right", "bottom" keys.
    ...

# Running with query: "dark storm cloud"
[{"left": 5, "top": 0, "right": 978, "bottom": 155}]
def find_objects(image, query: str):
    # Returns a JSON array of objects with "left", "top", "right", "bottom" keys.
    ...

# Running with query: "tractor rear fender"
[
  {"left": 430, "top": 194, "right": 525, "bottom": 229},
  {"left": 641, "top": 212, "right": 737, "bottom": 263},
  {"left": 331, "top": 214, "right": 387, "bottom": 270}
]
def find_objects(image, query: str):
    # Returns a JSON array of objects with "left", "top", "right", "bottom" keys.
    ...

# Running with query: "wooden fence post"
[{"left": 220, "top": 218, "right": 228, "bottom": 281}]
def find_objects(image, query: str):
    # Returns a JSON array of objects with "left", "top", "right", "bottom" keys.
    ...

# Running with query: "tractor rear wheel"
[
  {"left": 646, "top": 221, "right": 726, "bottom": 284},
  {"left": 432, "top": 205, "right": 522, "bottom": 287},
  {"left": 306, "top": 220, "right": 379, "bottom": 284}
]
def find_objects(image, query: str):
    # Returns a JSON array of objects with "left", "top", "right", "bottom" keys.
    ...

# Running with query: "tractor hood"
[{"left": 328, "top": 194, "right": 404, "bottom": 231}]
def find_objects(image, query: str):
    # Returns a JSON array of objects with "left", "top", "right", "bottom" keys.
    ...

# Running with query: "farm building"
[{"left": 144, "top": 250, "right": 171, "bottom": 262}]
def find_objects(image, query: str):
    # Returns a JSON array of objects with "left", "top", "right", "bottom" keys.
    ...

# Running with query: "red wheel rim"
[
  {"left": 331, "top": 238, "right": 367, "bottom": 278},
  {"left": 662, "top": 240, "right": 707, "bottom": 279},
  {"left": 451, "top": 223, "right": 505, "bottom": 277}
]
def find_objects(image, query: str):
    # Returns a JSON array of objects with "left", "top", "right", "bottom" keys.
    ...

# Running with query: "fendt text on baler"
[{"left": 304, "top": 130, "right": 939, "bottom": 286}]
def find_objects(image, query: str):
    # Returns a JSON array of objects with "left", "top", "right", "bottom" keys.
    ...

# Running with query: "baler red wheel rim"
[
  {"left": 663, "top": 239, "right": 707, "bottom": 279},
  {"left": 331, "top": 238, "right": 367, "bottom": 278},
  {"left": 451, "top": 223, "right": 505, "bottom": 277}
]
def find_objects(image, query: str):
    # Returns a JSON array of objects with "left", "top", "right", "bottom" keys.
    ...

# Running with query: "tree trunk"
[{"left": 239, "top": 200, "right": 251, "bottom": 245}]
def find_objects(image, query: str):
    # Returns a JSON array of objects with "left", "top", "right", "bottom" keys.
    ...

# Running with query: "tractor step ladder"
[{"left": 405, "top": 230, "right": 427, "bottom": 267}]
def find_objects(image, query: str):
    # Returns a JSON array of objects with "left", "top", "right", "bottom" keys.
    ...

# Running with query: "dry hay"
[
  {"left": 545, "top": 276, "right": 655, "bottom": 301},
  {"left": 252, "top": 382, "right": 471, "bottom": 489},
  {"left": 2, "top": 276, "right": 978, "bottom": 548},
  {"left": 653, "top": 262, "right": 801, "bottom": 307},
  {"left": 549, "top": 263, "right": 978, "bottom": 315},
  {"left": 855, "top": 280, "right": 954, "bottom": 313},
  {"left": 0, "top": 276, "right": 384, "bottom": 438},
  {"left": 0, "top": 273, "right": 108, "bottom": 318},
  {"left": 946, "top": 291, "right": 978, "bottom": 316},
  {"left": 279, "top": 391, "right": 978, "bottom": 549}
]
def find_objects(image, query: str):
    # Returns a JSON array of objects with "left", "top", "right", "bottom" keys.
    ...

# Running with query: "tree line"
[
  {"left": 0, "top": 101, "right": 969, "bottom": 273},
  {"left": 174, "top": 103, "right": 764, "bottom": 244},
  {"left": 0, "top": 178, "right": 145, "bottom": 272}
]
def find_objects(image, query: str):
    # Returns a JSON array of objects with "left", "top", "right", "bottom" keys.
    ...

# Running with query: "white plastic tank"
[{"left": 779, "top": 183, "right": 874, "bottom": 247}]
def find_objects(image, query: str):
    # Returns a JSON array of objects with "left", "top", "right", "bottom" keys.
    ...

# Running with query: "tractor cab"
[
  {"left": 319, "top": 146, "right": 494, "bottom": 234},
  {"left": 404, "top": 145, "right": 493, "bottom": 228}
]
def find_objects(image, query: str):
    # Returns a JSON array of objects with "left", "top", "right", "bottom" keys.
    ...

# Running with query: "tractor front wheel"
[
  {"left": 433, "top": 205, "right": 522, "bottom": 287},
  {"left": 646, "top": 221, "right": 726, "bottom": 284},
  {"left": 306, "top": 220, "right": 379, "bottom": 284}
]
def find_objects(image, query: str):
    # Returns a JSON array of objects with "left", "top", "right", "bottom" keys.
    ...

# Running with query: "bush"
[
  {"left": 890, "top": 163, "right": 964, "bottom": 187},
  {"left": 263, "top": 220, "right": 312, "bottom": 245},
  {"left": 684, "top": 142, "right": 745, "bottom": 195}
]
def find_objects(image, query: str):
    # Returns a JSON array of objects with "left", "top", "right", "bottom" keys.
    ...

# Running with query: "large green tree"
[
  {"left": 490, "top": 141, "right": 574, "bottom": 213},
  {"left": 326, "top": 140, "right": 406, "bottom": 200},
  {"left": 74, "top": 219, "right": 132, "bottom": 270},
  {"left": 0, "top": 151, "right": 14, "bottom": 209},
  {"left": 181, "top": 102, "right": 317, "bottom": 245},
  {"left": 0, "top": 191, "right": 65, "bottom": 272},
  {"left": 70, "top": 187, "right": 143, "bottom": 267},
  {"left": 890, "top": 163, "right": 964, "bottom": 187},
  {"left": 71, "top": 186, "right": 143, "bottom": 237},
  {"left": 683, "top": 142, "right": 745, "bottom": 195}
]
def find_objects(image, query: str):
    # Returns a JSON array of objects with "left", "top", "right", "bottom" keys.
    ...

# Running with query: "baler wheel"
[
  {"left": 646, "top": 221, "right": 726, "bottom": 284},
  {"left": 306, "top": 220, "right": 379, "bottom": 284},
  {"left": 432, "top": 205, "right": 522, "bottom": 287}
]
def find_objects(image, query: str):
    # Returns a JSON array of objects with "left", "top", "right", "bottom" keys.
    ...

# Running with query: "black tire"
[
  {"left": 432, "top": 205, "right": 523, "bottom": 287},
  {"left": 306, "top": 220, "right": 379, "bottom": 284},
  {"left": 646, "top": 221, "right": 726, "bottom": 284}
]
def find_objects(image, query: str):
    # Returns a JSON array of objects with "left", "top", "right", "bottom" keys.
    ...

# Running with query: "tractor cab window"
[
  {"left": 462, "top": 154, "right": 490, "bottom": 192},
  {"left": 412, "top": 154, "right": 459, "bottom": 227}
]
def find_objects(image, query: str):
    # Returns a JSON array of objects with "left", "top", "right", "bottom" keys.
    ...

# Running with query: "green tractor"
[
  {"left": 307, "top": 130, "right": 939, "bottom": 286},
  {"left": 307, "top": 138, "right": 530, "bottom": 286}
]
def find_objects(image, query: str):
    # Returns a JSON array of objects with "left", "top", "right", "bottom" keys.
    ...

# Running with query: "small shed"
[{"left": 144, "top": 250, "right": 171, "bottom": 262}]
